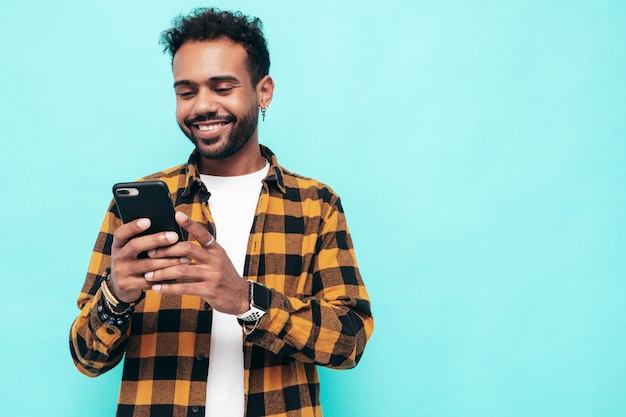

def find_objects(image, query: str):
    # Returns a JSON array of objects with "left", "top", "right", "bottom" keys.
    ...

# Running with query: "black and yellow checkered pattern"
[{"left": 69, "top": 146, "right": 374, "bottom": 417}]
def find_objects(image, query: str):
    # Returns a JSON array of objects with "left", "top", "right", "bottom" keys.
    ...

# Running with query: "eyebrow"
[{"left": 173, "top": 75, "right": 241, "bottom": 89}]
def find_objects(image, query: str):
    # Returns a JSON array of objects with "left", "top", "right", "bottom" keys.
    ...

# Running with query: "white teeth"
[{"left": 197, "top": 123, "right": 225, "bottom": 131}]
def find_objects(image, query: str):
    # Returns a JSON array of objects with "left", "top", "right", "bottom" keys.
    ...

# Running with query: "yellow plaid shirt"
[{"left": 69, "top": 146, "right": 374, "bottom": 417}]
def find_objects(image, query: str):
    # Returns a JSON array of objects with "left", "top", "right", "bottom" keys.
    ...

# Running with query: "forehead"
[{"left": 172, "top": 38, "right": 251, "bottom": 84}]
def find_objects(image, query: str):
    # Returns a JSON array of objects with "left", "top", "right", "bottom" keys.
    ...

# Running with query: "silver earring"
[{"left": 261, "top": 107, "right": 267, "bottom": 121}]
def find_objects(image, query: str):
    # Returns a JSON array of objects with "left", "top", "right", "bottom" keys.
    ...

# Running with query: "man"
[{"left": 69, "top": 7, "right": 373, "bottom": 417}]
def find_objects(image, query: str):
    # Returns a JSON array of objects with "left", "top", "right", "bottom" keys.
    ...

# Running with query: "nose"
[{"left": 192, "top": 89, "right": 219, "bottom": 116}]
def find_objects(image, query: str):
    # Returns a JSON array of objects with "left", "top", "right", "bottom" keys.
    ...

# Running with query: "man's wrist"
[
  {"left": 236, "top": 281, "right": 271, "bottom": 322},
  {"left": 102, "top": 267, "right": 144, "bottom": 307},
  {"left": 101, "top": 268, "right": 144, "bottom": 311},
  {"left": 238, "top": 280, "right": 252, "bottom": 314}
]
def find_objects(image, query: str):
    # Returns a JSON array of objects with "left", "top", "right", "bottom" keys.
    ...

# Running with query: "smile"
[{"left": 196, "top": 122, "right": 228, "bottom": 131}]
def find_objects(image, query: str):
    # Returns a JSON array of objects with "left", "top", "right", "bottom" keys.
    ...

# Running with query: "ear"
[{"left": 256, "top": 75, "right": 275, "bottom": 109}]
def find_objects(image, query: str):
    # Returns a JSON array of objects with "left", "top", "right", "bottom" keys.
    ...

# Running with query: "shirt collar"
[{"left": 180, "top": 144, "right": 286, "bottom": 198}]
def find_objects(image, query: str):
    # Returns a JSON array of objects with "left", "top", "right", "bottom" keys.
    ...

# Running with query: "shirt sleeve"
[
  {"left": 245, "top": 193, "right": 374, "bottom": 369},
  {"left": 69, "top": 204, "right": 131, "bottom": 377}
]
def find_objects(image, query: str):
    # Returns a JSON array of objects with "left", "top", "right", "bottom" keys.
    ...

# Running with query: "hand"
[
  {"left": 109, "top": 218, "right": 190, "bottom": 303},
  {"left": 143, "top": 211, "right": 250, "bottom": 315}
]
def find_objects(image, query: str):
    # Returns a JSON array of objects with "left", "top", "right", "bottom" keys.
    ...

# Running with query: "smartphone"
[{"left": 112, "top": 181, "right": 186, "bottom": 251}]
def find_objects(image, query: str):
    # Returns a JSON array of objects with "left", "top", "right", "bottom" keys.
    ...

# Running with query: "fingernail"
[
  {"left": 137, "top": 218, "right": 150, "bottom": 229},
  {"left": 145, "top": 271, "right": 153, "bottom": 280},
  {"left": 147, "top": 249, "right": 156, "bottom": 257},
  {"left": 165, "top": 232, "right": 179, "bottom": 242},
  {"left": 152, "top": 284, "right": 161, "bottom": 292},
  {"left": 180, "top": 257, "right": 190, "bottom": 264},
  {"left": 176, "top": 212, "right": 188, "bottom": 221}
]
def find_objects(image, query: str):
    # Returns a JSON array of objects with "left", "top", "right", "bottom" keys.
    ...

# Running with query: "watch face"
[{"left": 252, "top": 283, "right": 271, "bottom": 310}]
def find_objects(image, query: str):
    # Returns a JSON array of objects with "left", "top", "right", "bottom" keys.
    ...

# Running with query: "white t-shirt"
[{"left": 201, "top": 161, "right": 269, "bottom": 417}]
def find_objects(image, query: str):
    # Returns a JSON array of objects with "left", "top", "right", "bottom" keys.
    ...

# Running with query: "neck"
[{"left": 199, "top": 140, "right": 265, "bottom": 176}]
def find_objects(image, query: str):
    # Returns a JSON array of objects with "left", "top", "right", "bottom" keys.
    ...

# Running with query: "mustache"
[{"left": 184, "top": 114, "right": 236, "bottom": 128}]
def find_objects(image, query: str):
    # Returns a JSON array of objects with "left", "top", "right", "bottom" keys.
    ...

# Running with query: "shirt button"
[
  {"left": 204, "top": 302, "right": 210, "bottom": 310},
  {"left": 191, "top": 405, "right": 200, "bottom": 413},
  {"left": 195, "top": 353, "right": 205, "bottom": 361}
]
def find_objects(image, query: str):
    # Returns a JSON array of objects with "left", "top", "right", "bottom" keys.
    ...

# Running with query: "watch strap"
[{"left": 236, "top": 281, "right": 270, "bottom": 322}]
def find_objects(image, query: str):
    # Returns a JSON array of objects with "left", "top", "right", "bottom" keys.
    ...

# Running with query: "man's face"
[{"left": 172, "top": 38, "right": 260, "bottom": 161}]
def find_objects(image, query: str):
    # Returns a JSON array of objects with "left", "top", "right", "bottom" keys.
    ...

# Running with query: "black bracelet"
[
  {"left": 97, "top": 267, "right": 141, "bottom": 327},
  {"left": 97, "top": 292, "right": 134, "bottom": 327}
]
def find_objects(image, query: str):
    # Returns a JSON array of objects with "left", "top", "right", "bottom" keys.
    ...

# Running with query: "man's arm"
[
  {"left": 69, "top": 285, "right": 131, "bottom": 377},
  {"left": 69, "top": 205, "right": 188, "bottom": 377},
  {"left": 244, "top": 194, "right": 374, "bottom": 369},
  {"left": 69, "top": 208, "right": 129, "bottom": 377}
]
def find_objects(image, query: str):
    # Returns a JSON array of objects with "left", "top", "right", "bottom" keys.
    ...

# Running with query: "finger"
[
  {"left": 152, "top": 281, "right": 194, "bottom": 296},
  {"left": 116, "top": 256, "right": 178, "bottom": 277},
  {"left": 143, "top": 257, "right": 191, "bottom": 280},
  {"left": 112, "top": 218, "right": 151, "bottom": 248},
  {"left": 120, "top": 231, "right": 181, "bottom": 259},
  {"left": 110, "top": 255, "right": 189, "bottom": 300},
  {"left": 175, "top": 211, "right": 214, "bottom": 247},
  {"left": 113, "top": 275, "right": 153, "bottom": 296},
  {"left": 146, "top": 260, "right": 223, "bottom": 285},
  {"left": 146, "top": 240, "right": 204, "bottom": 259}
]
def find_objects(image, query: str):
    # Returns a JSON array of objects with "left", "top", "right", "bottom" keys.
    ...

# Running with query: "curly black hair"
[{"left": 159, "top": 7, "right": 270, "bottom": 86}]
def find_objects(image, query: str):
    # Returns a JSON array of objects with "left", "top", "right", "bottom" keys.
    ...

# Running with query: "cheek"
[
  {"left": 175, "top": 103, "right": 189, "bottom": 124},
  {"left": 227, "top": 92, "right": 255, "bottom": 114}
]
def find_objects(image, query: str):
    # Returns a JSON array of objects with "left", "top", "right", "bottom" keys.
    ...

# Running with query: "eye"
[
  {"left": 214, "top": 87, "right": 234, "bottom": 95},
  {"left": 177, "top": 90, "right": 196, "bottom": 98},
  {"left": 175, "top": 86, "right": 196, "bottom": 98}
]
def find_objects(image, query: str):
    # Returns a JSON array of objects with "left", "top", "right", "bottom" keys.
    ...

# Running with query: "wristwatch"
[{"left": 237, "top": 281, "right": 272, "bottom": 322}]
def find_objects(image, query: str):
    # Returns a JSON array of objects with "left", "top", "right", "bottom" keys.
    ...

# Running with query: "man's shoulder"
[
  {"left": 137, "top": 163, "right": 188, "bottom": 181},
  {"left": 131, "top": 163, "right": 189, "bottom": 195},
  {"left": 278, "top": 165, "right": 341, "bottom": 206}
]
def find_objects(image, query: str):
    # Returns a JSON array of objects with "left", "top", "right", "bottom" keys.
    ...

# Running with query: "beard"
[{"left": 180, "top": 105, "right": 259, "bottom": 160}]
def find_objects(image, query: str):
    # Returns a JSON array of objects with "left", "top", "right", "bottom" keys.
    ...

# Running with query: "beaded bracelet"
[
  {"left": 97, "top": 267, "right": 144, "bottom": 326},
  {"left": 97, "top": 295, "right": 134, "bottom": 327}
]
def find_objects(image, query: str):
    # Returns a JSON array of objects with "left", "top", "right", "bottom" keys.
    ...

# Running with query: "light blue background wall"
[{"left": 1, "top": 1, "right": 624, "bottom": 416}]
